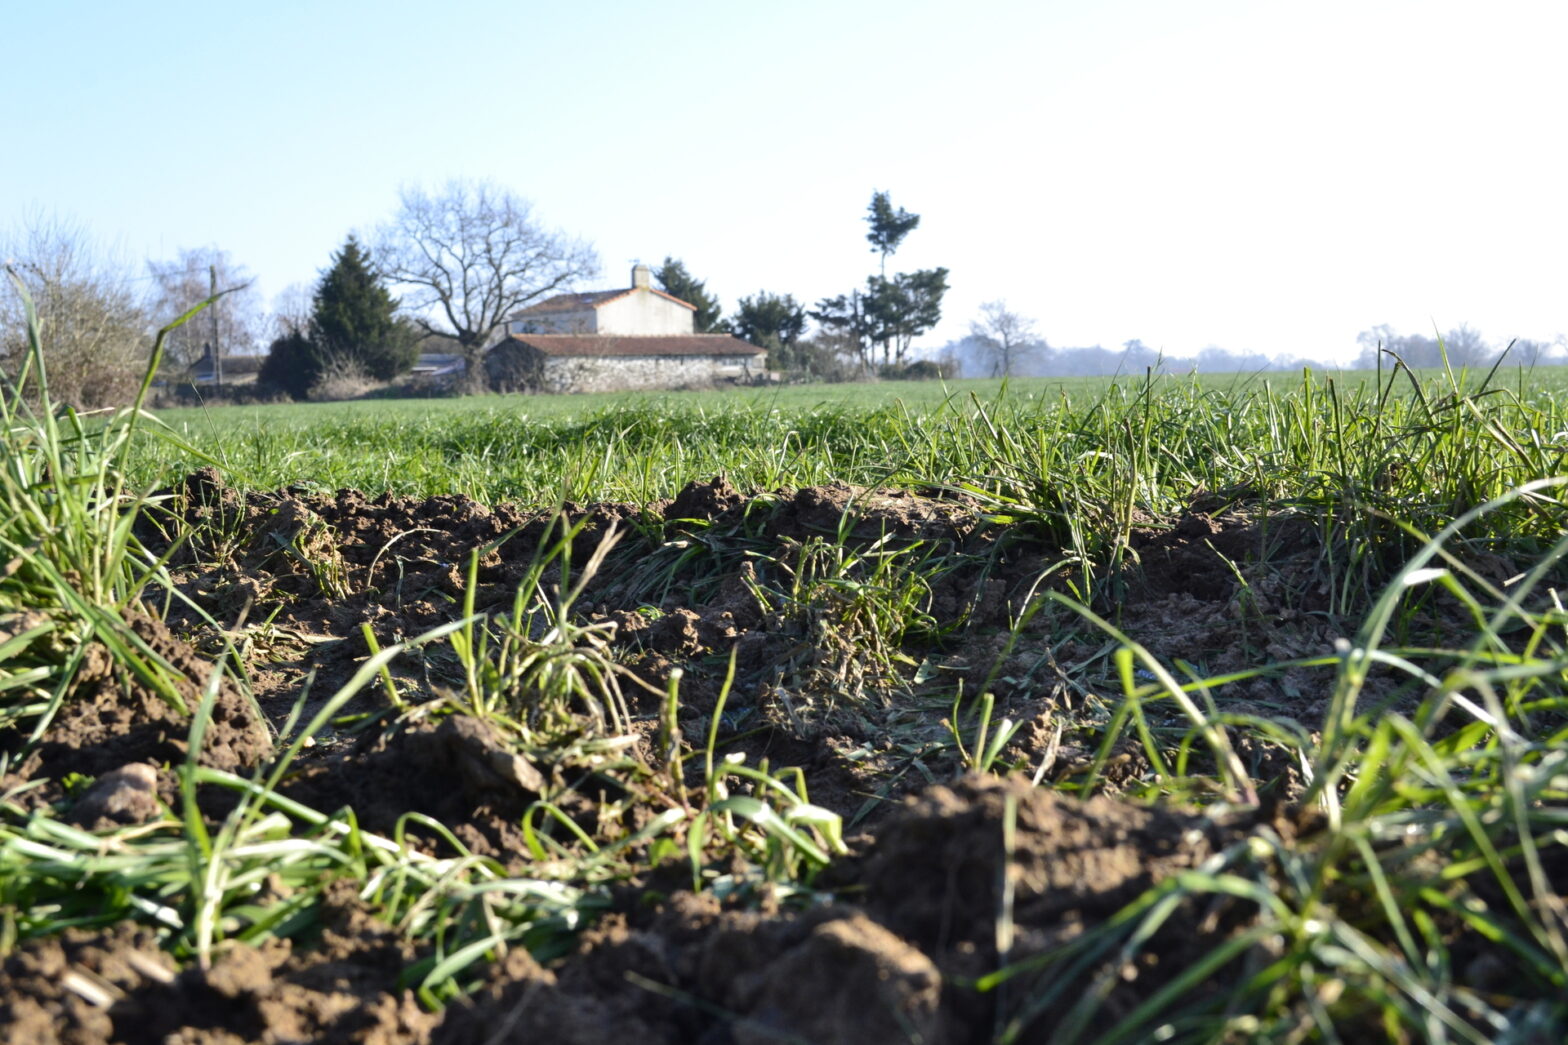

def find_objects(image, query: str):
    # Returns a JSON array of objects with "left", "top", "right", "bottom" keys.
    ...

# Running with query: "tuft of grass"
[
  {"left": 0, "top": 270, "right": 220, "bottom": 734},
  {"left": 756, "top": 524, "right": 940, "bottom": 710},
  {"left": 447, "top": 512, "right": 647, "bottom": 741},
  {"left": 982, "top": 484, "right": 1568, "bottom": 1042}
]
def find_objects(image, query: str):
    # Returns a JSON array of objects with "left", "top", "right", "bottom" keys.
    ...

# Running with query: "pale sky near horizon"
[{"left": 4, "top": 0, "right": 1565, "bottom": 364}]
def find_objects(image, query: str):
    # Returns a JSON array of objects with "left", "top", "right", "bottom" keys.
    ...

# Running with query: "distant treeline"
[{"left": 933, "top": 324, "right": 1566, "bottom": 378}]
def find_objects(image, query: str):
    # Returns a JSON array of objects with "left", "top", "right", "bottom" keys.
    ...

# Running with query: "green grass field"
[
  {"left": 149, "top": 364, "right": 1568, "bottom": 507},
  {"left": 7, "top": 318, "right": 1568, "bottom": 1041}
]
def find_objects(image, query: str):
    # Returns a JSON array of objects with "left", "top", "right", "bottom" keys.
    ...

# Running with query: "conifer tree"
[
  {"left": 257, "top": 330, "right": 316, "bottom": 399},
  {"left": 865, "top": 191, "right": 920, "bottom": 278},
  {"left": 311, "top": 236, "right": 416, "bottom": 381}
]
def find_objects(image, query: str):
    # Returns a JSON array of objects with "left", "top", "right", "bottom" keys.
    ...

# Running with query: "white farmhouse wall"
[
  {"left": 538, "top": 354, "right": 764, "bottom": 394},
  {"left": 593, "top": 292, "right": 694, "bottom": 335}
]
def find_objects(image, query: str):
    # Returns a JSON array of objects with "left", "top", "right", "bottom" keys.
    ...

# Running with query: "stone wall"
[{"left": 540, "top": 353, "right": 764, "bottom": 394}]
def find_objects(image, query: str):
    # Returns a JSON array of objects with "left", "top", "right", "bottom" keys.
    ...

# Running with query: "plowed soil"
[{"left": 1, "top": 472, "right": 1365, "bottom": 1043}]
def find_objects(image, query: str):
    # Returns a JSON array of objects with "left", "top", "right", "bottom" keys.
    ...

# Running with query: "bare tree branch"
[
  {"left": 374, "top": 181, "right": 598, "bottom": 390},
  {"left": 146, "top": 247, "right": 262, "bottom": 368}
]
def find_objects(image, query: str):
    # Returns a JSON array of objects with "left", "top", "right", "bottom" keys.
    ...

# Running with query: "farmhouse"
[
  {"left": 187, "top": 344, "right": 262, "bottom": 386},
  {"left": 489, "top": 264, "right": 767, "bottom": 393}
]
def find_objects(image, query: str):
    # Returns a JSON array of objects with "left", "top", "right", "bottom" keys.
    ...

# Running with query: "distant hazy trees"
[
  {"left": 969, "top": 300, "right": 1045, "bottom": 376},
  {"left": 1354, "top": 324, "right": 1477, "bottom": 368},
  {"left": 1511, "top": 338, "right": 1562, "bottom": 366},
  {"left": 1, "top": 215, "right": 149, "bottom": 408},
  {"left": 374, "top": 180, "right": 598, "bottom": 391},
  {"left": 936, "top": 334, "right": 1320, "bottom": 379},
  {"left": 654, "top": 258, "right": 727, "bottom": 333},
  {"left": 943, "top": 322, "right": 1568, "bottom": 380},
  {"left": 1352, "top": 324, "right": 1564, "bottom": 369}
]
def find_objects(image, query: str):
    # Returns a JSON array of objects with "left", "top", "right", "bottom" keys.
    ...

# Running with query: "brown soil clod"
[
  {"left": 24, "top": 611, "right": 272, "bottom": 793},
  {"left": 66, "top": 761, "right": 162, "bottom": 830}
]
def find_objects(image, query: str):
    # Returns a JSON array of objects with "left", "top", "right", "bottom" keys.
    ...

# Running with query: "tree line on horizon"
[
  {"left": 932, "top": 321, "right": 1567, "bottom": 379},
  {"left": 4, "top": 190, "right": 1565, "bottom": 408}
]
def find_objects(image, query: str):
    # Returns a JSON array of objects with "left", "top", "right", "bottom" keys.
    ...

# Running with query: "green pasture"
[{"left": 149, "top": 364, "right": 1568, "bottom": 515}]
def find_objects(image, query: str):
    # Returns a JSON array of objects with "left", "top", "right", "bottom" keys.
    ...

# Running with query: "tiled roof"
[
  {"left": 412, "top": 353, "right": 466, "bottom": 374},
  {"left": 189, "top": 354, "right": 263, "bottom": 375},
  {"left": 648, "top": 287, "right": 697, "bottom": 311},
  {"left": 515, "top": 286, "right": 697, "bottom": 316},
  {"left": 502, "top": 334, "right": 766, "bottom": 358},
  {"left": 516, "top": 289, "right": 626, "bottom": 314}
]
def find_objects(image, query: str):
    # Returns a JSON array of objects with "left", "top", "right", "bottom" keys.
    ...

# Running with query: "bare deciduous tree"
[
  {"left": 1, "top": 215, "right": 148, "bottom": 409},
  {"left": 373, "top": 180, "right": 598, "bottom": 391},
  {"left": 146, "top": 247, "right": 261, "bottom": 368},
  {"left": 268, "top": 281, "right": 314, "bottom": 341},
  {"left": 1354, "top": 323, "right": 1497, "bottom": 369},
  {"left": 969, "top": 300, "right": 1043, "bottom": 377},
  {"left": 1440, "top": 322, "right": 1490, "bottom": 367}
]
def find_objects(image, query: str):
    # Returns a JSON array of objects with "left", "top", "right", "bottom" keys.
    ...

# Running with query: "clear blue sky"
[{"left": 5, "top": 0, "right": 1565, "bottom": 362}]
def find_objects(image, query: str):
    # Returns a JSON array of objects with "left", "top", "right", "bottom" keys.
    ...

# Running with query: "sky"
[{"left": 4, "top": 0, "right": 1565, "bottom": 364}]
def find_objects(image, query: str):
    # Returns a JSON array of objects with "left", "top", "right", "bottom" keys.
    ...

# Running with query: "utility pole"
[{"left": 210, "top": 264, "right": 222, "bottom": 387}]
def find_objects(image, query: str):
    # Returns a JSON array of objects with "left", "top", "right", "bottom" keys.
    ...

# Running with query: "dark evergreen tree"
[
  {"left": 310, "top": 236, "right": 417, "bottom": 381},
  {"left": 865, "top": 191, "right": 920, "bottom": 277},
  {"left": 654, "top": 257, "right": 727, "bottom": 333},
  {"left": 733, "top": 291, "right": 807, "bottom": 352},
  {"left": 257, "top": 330, "right": 318, "bottom": 400}
]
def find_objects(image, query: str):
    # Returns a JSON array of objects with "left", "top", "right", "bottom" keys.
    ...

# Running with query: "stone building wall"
[{"left": 539, "top": 353, "right": 763, "bottom": 394}]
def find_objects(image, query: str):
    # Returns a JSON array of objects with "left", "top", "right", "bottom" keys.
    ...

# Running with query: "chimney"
[{"left": 632, "top": 263, "right": 651, "bottom": 289}]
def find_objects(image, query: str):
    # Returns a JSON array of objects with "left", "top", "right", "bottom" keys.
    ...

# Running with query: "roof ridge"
[
  {"left": 501, "top": 332, "right": 766, "bottom": 357},
  {"left": 649, "top": 287, "right": 698, "bottom": 311},
  {"left": 516, "top": 284, "right": 699, "bottom": 317}
]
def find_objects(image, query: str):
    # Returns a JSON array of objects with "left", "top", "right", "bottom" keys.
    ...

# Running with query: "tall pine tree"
[
  {"left": 311, "top": 236, "right": 416, "bottom": 381},
  {"left": 865, "top": 191, "right": 920, "bottom": 278},
  {"left": 846, "top": 192, "right": 946, "bottom": 369}
]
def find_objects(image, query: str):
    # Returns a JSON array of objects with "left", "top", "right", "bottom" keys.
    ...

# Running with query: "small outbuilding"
[
  {"left": 492, "top": 264, "right": 768, "bottom": 392},
  {"left": 187, "top": 344, "right": 262, "bottom": 387}
]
